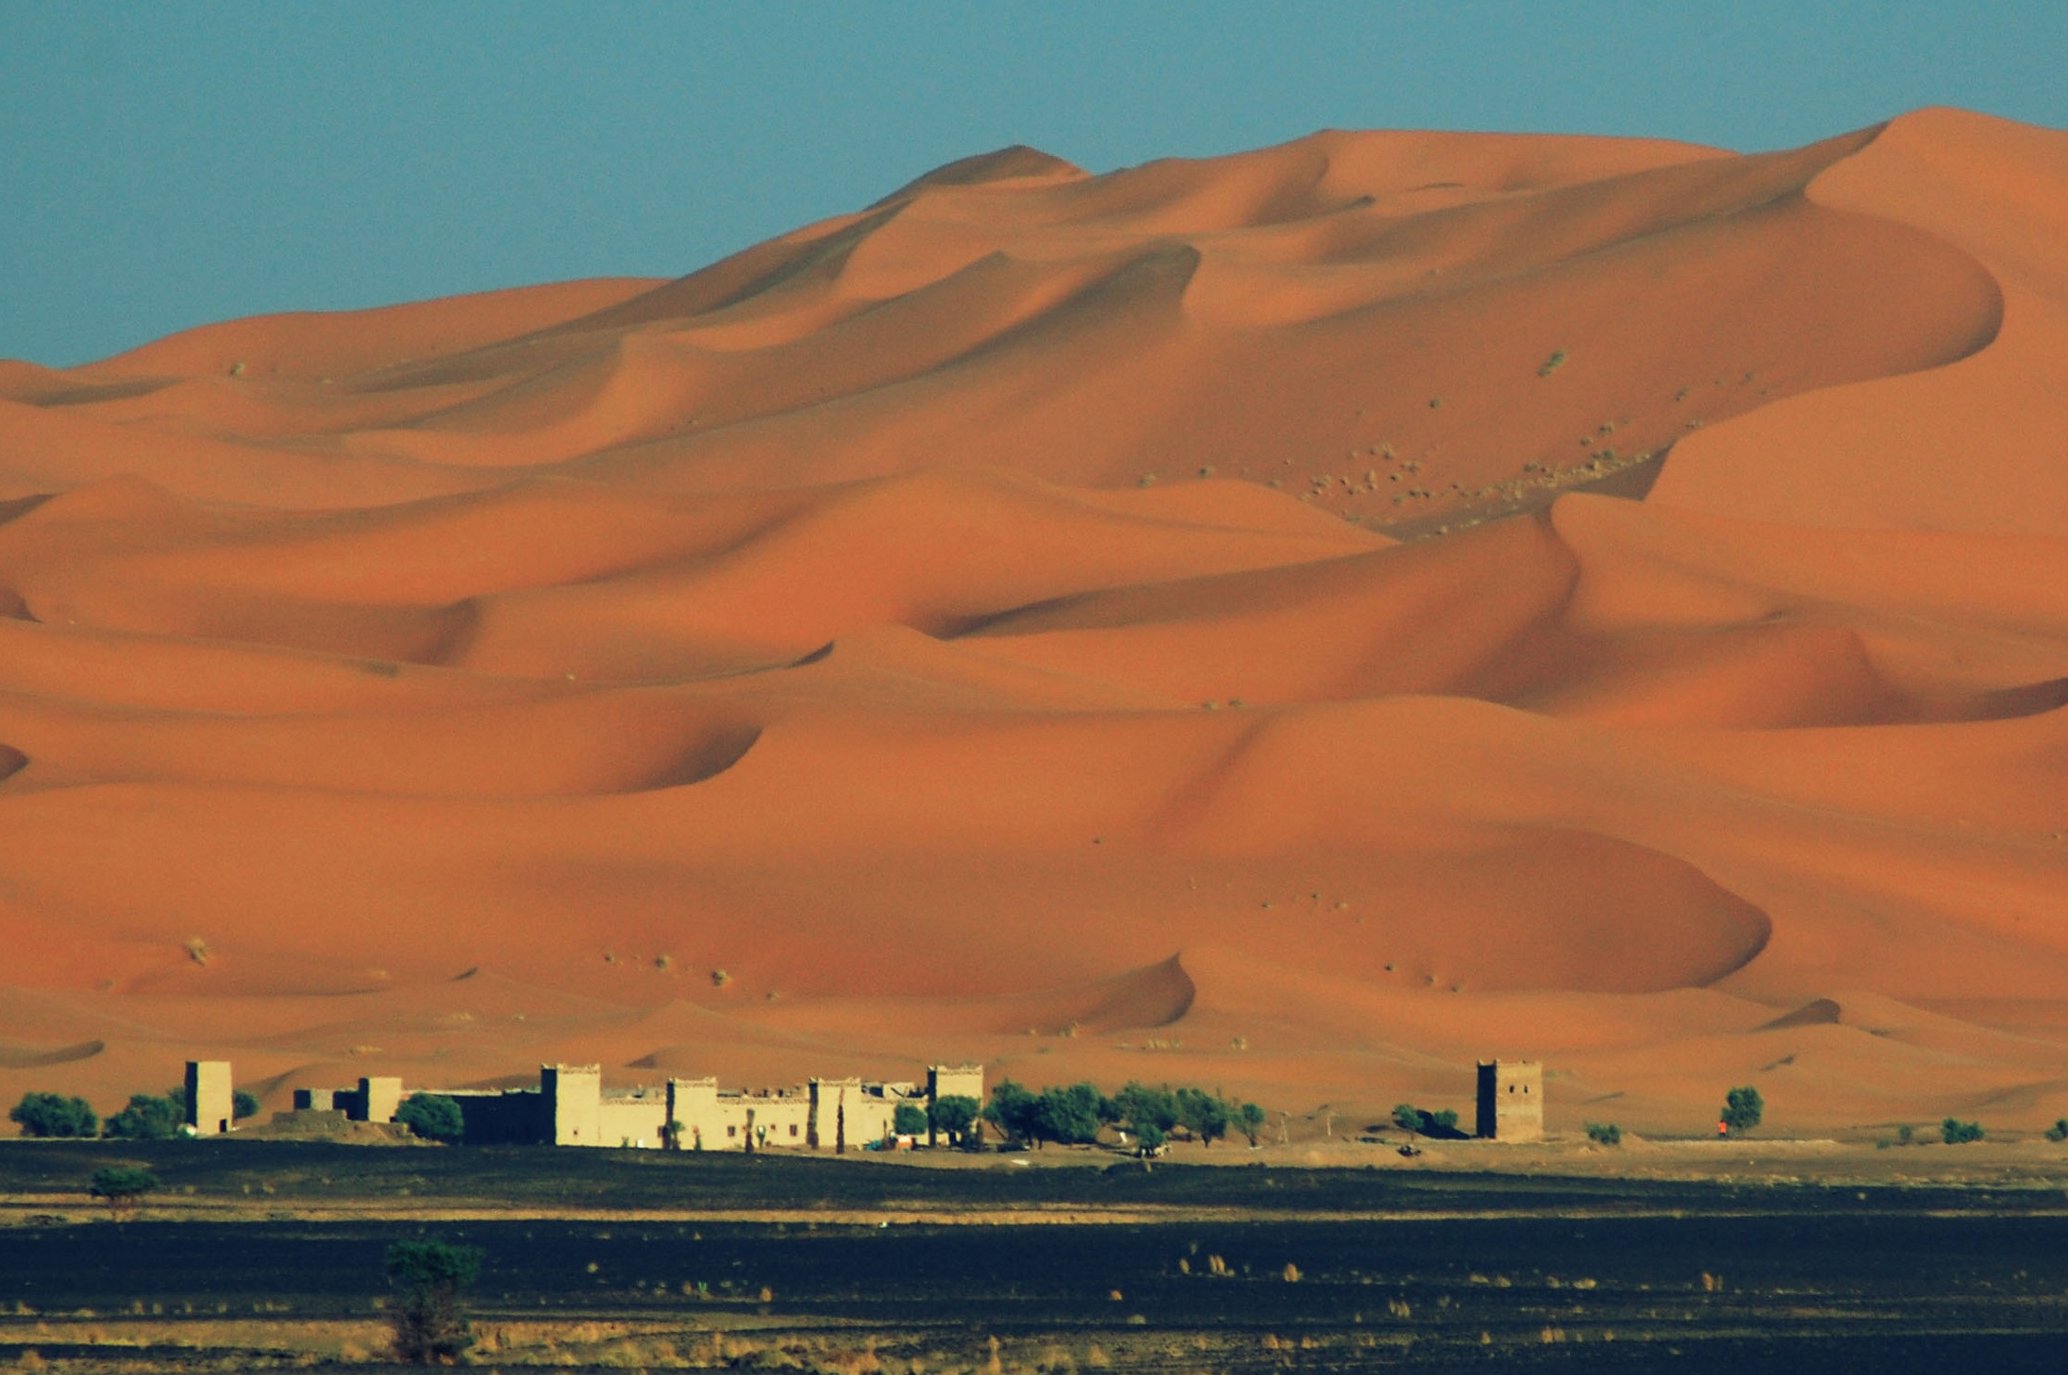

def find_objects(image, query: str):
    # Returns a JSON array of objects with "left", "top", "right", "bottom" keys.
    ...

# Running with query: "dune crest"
[{"left": 0, "top": 115, "right": 2064, "bottom": 1131}]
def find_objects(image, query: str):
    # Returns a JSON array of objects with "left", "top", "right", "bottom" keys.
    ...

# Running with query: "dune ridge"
[{"left": 0, "top": 110, "right": 2064, "bottom": 1132}]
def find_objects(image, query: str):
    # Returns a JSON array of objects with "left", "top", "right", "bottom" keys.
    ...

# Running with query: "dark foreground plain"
[{"left": 1, "top": 1144, "right": 2065, "bottom": 1371}]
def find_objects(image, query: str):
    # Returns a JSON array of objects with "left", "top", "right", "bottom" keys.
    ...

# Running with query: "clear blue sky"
[{"left": 3, "top": 1, "right": 2062, "bottom": 366}]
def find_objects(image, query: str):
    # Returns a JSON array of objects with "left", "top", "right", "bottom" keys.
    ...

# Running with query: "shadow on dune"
[
  {"left": 644, "top": 724, "right": 763, "bottom": 791},
  {"left": 0, "top": 1037, "right": 103, "bottom": 1068}
]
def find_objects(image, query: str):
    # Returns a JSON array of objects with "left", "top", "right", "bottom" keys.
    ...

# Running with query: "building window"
[
  {"left": 789, "top": 1124, "right": 799, "bottom": 1137},
  {"left": 726, "top": 1125, "right": 737, "bottom": 1138}
]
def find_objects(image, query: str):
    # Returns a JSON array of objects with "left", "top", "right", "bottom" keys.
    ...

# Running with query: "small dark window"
[
  {"left": 789, "top": 1124, "right": 799, "bottom": 1137},
  {"left": 726, "top": 1125, "right": 737, "bottom": 1138}
]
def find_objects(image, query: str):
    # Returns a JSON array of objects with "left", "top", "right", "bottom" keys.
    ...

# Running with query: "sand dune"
[{"left": 1, "top": 110, "right": 2065, "bottom": 1134}]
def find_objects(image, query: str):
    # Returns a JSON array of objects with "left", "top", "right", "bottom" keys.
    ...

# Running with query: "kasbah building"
[
  {"left": 178, "top": 1058, "right": 1548, "bottom": 1148},
  {"left": 281, "top": 1062, "right": 989, "bottom": 1151}
]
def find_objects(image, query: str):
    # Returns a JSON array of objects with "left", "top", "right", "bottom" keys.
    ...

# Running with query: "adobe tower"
[{"left": 1475, "top": 1060, "right": 1543, "bottom": 1141}]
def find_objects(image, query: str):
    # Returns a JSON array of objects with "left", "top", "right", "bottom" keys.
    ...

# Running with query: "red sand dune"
[{"left": 2, "top": 109, "right": 2065, "bottom": 1135}]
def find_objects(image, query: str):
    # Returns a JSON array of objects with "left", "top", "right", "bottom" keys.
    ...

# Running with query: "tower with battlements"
[{"left": 1475, "top": 1060, "right": 1543, "bottom": 1141}]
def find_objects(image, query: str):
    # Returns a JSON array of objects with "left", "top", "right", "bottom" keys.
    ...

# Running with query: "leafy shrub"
[
  {"left": 104, "top": 1093, "right": 182, "bottom": 1140},
  {"left": 384, "top": 1239, "right": 482, "bottom": 1364},
  {"left": 1237, "top": 1102, "right": 1267, "bottom": 1147},
  {"left": 395, "top": 1094, "right": 464, "bottom": 1145},
  {"left": 1393, "top": 1104, "right": 1459, "bottom": 1138},
  {"left": 1940, "top": 1118, "right": 1985, "bottom": 1145},
  {"left": 10, "top": 1092, "right": 97, "bottom": 1138},
  {"left": 2045, "top": 1119, "right": 2068, "bottom": 1144},
  {"left": 892, "top": 1103, "right": 929, "bottom": 1137},
  {"left": 1585, "top": 1122, "right": 1622, "bottom": 1146},
  {"left": 89, "top": 1165, "right": 158, "bottom": 1220},
  {"left": 1721, "top": 1086, "right": 1763, "bottom": 1135}
]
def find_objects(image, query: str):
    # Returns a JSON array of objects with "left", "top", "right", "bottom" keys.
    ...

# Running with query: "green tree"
[
  {"left": 1031, "top": 1084, "right": 1103, "bottom": 1146},
  {"left": 1392, "top": 1104, "right": 1426, "bottom": 1135},
  {"left": 395, "top": 1094, "right": 464, "bottom": 1145},
  {"left": 2045, "top": 1119, "right": 2068, "bottom": 1144},
  {"left": 1721, "top": 1086, "right": 1764, "bottom": 1136},
  {"left": 1113, "top": 1082, "right": 1179, "bottom": 1135},
  {"left": 1237, "top": 1102, "right": 1267, "bottom": 1147},
  {"left": 1133, "top": 1120, "right": 1167, "bottom": 1157},
  {"left": 928, "top": 1095, "right": 980, "bottom": 1148},
  {"left": 104, "top": 1093, "right": 182, "bottom": 1140},
  {"left": 89, "top": 1165, "right": 158, "bottom": 1222},
  {"left": 1176, "top": 1087, "right": 1231, "bottom": 1146},
  {"left": 10, "top": 1091, "right": 98, "bottom": 1139},
  {"left": 981, "top": 1080, "right": 1038, "bottom": 1145},
  {"left": 384, "top": 1239, "right": 482, "bottom": 1364},
  {"left": 1585, "top": 1122, "right": 1623, "bottom": 1146},
  {"left": 1940, "top": 1117, "right": 1985, "bottom": 1145},
  {"left": 233, "top": 1089, "right": 260, "bottom": 1121},
  {"left": 892, "top": 1103, "right": 929, "bottom": 1137}
]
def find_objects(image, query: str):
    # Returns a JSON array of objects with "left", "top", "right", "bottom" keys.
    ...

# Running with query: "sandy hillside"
[{"left": 0, "top": 110, "right": 2063, "bottom": 1136}]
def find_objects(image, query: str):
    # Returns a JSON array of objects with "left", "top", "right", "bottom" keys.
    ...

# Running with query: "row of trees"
[
  {"left": 10, "top": 1085, "right": 467, "bottom": 1144},
  {"left": 11, "top": 1085, "right": 259, "bottom": 1140},
  {"left": 981, "top": 1080, "right": 1266, "bottom": 1153},
  {"left": 887, "top": 1095, "right": 982, "bottom": 1147}
]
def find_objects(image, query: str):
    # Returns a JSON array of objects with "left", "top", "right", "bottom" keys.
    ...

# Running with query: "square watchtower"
[
  {"left": 1475, "top": 1060, "right": 1543, "bottom": 1141},
  {"left": 541, "top": 1064, "right": 602, "bottom": 1146},
  {"left": 185, "top": 1060, "right": 233, "bottom": 1135}
]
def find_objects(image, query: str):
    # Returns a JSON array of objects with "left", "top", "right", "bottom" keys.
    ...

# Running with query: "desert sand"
[{"left": 0, "top": 109, "right": 2063, "bottom": 1137}]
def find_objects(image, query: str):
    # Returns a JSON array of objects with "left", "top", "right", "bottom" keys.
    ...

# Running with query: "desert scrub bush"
[
  {"left": 10, "top": 1092, "right": 97, "bottom": 1139},
  {"left": 1584, "top": 1122, "right": 1622, "bottom": 1146},
  {"left": 89, "top": 1166, "right": 158, "bottom": 1222},
  {"left": 1393, "top": 1104, "right": 1458, "bottom": 1136},
  {"left": 104, "top": 1093, "right": 182, "bottom": 1141},
  {"left": 1940, "top": 1117, "right": 1985, "bottom": 1145},
  {"left": 1537, "top": 349, "right": 1567, "bottom": 377},
  {"left": 1720, "top": 1085, "right": 1763, "bottom": 1136},
  {"left": 384, "top": 1239, "right": 482, "bottom": 1365},
  {"left": 2045, "top": 1118, "right": 2068, "bottom": 1143},
  {"left": 395, "top": 1094, "right": 465, "bottom": 1145}
]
